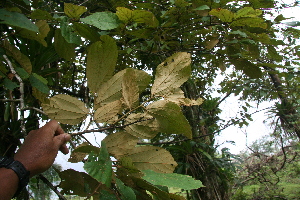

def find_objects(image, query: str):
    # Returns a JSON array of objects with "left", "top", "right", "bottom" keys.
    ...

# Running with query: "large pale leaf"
[
  {"left": 147, "top": 100, "right": 192, "bottom": 139},
  {"left": 209, "top": 9, "right": 234, "bottom": 22},
  {"left": 122, "top": 146, "right": 178, "bottom": 173},
  {"left": 94, "top": 100, "right": 122, "bottom": 123},
  {"left": 84, "top": 142, "right": 112, "bottom": 187},
  {"left": 0, "top": 9, "right": 39, "bottom": 32},
  {"left": 2, "top": 40, "right": 32, "bottom": 73},
  {"left": 87, "top": 35, "right": 118, "bottom": 93},
  {"left": 122, "top": 68, "right": 139, "bottom": 109},
  {"left": 125, "top": 113, "right": 159, "bottom": 139},
  {"left": 16, "top": 20, "right": 50, "bottom": 47},
  {"left": 43, "top": 94, "right": 89, "bottom": 125},
  {"left": 165, "top": 88, "right": 204, "bottom": 106},
  {"left": 142, "top": 170, "right": 204, "bottom": 190},
  {"left": 95, "top": 69, "right": 150, "bottom": 107},
  {"left": 64, "top": 3, "right": 87, "bottom": 19},
  {"left": 151, "top": 52, "right": 191, "bottom": 97},
  {"left": 80, "top": 12, "right": 120, "bottom": 30},
  {"left": 54, "top": 29, "right": 76, "bottom": 61},
  {"left": 103, "top": 131, "right": 138, "bottom": 159}
]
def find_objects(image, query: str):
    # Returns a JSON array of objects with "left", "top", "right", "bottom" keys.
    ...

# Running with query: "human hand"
[{"left": 14, "top": 120, "right": 71, "bottom": 177}]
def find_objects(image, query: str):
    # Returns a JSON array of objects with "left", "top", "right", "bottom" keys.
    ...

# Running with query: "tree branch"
[{"left": 38, "top": 174, "right": 67, "bottom": 200}]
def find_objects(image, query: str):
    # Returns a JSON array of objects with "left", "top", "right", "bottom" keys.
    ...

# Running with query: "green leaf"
[
  {"left": 125, "top": 113, "right": 159, "bottom": 139},
  {"left": 64, "top": 3, "right": 87, "bottom": 19},
  {"left": 54, "top": 29, "right": 76, "bottom": 61},
  {"left": 87, "top": 35, "right": 118, "bottom": 93},
  {"left": 147, "top": 100, "right": 192, "bottom": 139},
  {"left": 142, "top": 170, "right": 204, "bottom": 190},
  {"left": 103, "top": 131, "right": 138, "bottom": 159},
  {"left": 231, "top": 17, "right": 267, "bottom": 29},
  {"left": 116, "top": 178, "right": 136, "bottom": 200},
  {"left": 61, "top": 18, "right": 82, "bottom": 45},
  {"left": 16, "top": 20, "right": 50, "bottom": 47},
  {"left": 15, "top": 67, "right": 29, "bottom": 79},
  {"left": 194, "top": 5, "right": 210, "bottom": 10},
  {"left": 234, "top": 7, "right": 262, "bottom": 19},
  {"left": 0, "top": 9, "right": 39, "bottom": 32},
  {"left": 42, "top": 94, "right": 89, "bottom": 125},
  {"left": 80, "top": 12, "right": 120, "bottom": 30},
  {"left": 122, "top": 68, "right": 139, "bottom": 109},
  {"left": 151, "top": 52, "right": 191, "bottom": 97},
  {"left": 94, "top": 100, "right": 122, "bottom": 123},
  {"left": 116, "top": 7, "right": 133, "bottom": 23},
  {"left": 73, "top": 22, "right": 100, "bottom": 42},
  {"left": 122, "top": 146, "right": 178, "bottom": 173},
  {"left": 132, "top": 10, "right": 159, "bottom": 27},
  {"left": 29, "top": 73, "right": 49, "bottom": 94},
  {"left": 84, "top": 142, "right": 112, "bottom": 187},
  {"left": 209, "top": 8, "right": 234, "bottom": 22},
  {"left": 59, "top": 169, "right": 99, "bottom": 197},
  {"left": 230, "top": 59, "right": 262, "bottom": 78},
  {"left": 2, "top": 40, "right": 32, "bottom": 73},
  {"left": 30, "top": 9, "right": 53, "bottom": 20},
  {"left": 3, "top": 78, "right": 18, "bottom": 91}
]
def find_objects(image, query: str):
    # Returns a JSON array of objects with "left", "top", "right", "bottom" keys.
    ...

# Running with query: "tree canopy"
[{"left": 0, "top": 0, "right": 299, "bottom": 199}]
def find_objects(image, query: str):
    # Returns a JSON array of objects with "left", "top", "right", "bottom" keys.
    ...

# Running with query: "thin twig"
[
  {"left": 38, "top": 174, "right": 67, "bottom": 200},
  {"left": 3, "top": 55, "right": 26, "bottom": 134},
  {"left": 21, "top": 107, "right": 47, "bottom": 116}
]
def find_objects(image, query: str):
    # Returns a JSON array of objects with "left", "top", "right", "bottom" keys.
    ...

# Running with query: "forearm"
[{"left": 0, "top": 168, "right": 19, "bottom": 200}]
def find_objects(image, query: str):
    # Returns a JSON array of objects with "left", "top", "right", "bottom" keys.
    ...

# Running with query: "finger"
[
  {"left": 41, "top": 120, "right": 61, "bottom": 136},
  {"left": 59, "top": 144, "right": 69, "bottom": 154},
  {"left": 54, "top": 133, "right": 71, "bottom": 154}
]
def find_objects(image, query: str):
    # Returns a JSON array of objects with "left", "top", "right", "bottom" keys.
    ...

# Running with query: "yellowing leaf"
[
  {"left": 95, "top": 69, "right": 150, "bottom": 108},
  {"left": 132, "top": 10, "right": 159, "bottom": 27},
  {"left": 147, "top": 100, "right": 192, "bottom": 139},
  {"left": 151, "top": 52, "right": 191, "bottom": 97},
  {"left": 116, "top": 7, "right": 133, "bottom": 23},
  {"left": 205, "top": 38, "right": 219, "bottom": 50},
  {"left": 235, "top": 7, "right": 262, "bottom": 19},
  {"left": 122, "top": 68, "right": 139, "bottom": 109},
  {"left": 87, "top": 35, "right": 118, "bottom": 93},
  {"left": 54, "top": 29, "right": 76, "bottom": 61},
  {"left": 94, "top": 100, "right": 122, "bottom": 123},
  {"left": 43, "top": 94, "right": 89, "bottom": 125},
  {"left": 209, "top": 9, "right": 234, "bottom": 22},
  {"left": 2, "top": 40, "right": 32, "bottom": 73},
  {"left": 103, "top": 131, "right": 138, "bottom": 159},
  {"left": 64, "top": 3, "right": 87, "bottom": 19},
  {"left": 122, "top": 146, "right": 177, "bottom": 173},
  {"left": 125, "top": 113, "right": 159, "bottom": 139}
]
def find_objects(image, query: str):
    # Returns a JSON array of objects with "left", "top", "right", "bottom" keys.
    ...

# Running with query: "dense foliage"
[{"left": 0, "top": 0, "right": 299, "bottom": 199}]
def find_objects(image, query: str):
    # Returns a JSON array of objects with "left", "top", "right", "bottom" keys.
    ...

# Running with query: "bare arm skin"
[{"left": 0, "top": 120, "right": 71, "bottom": 200}]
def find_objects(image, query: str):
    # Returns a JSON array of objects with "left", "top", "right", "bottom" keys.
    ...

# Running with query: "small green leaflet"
[
  {"left": 3, "top": 78, "right": 18, "bottom": 91},
  {"left": 60, "top": 18, "right": 82, "bottom": 45},
  {"left": 142, "top": 170, "right": 204, "bottom": 190},
  {"left": 0, "top": 9, "right": 39, "bottom": 32},
  {"left": 84, "top": 142, "right": 112, "bottom": 187},
  {"left": 80, "top": 12, "right": 120, "bottom": 30},
  {"left": 64, "top": 3, "right": 87, "bottom": 19}
]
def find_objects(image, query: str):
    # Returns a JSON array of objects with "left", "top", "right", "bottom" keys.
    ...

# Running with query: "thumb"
[{"left": 54, "top": 133, "right": 71, "bottom": 154}]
